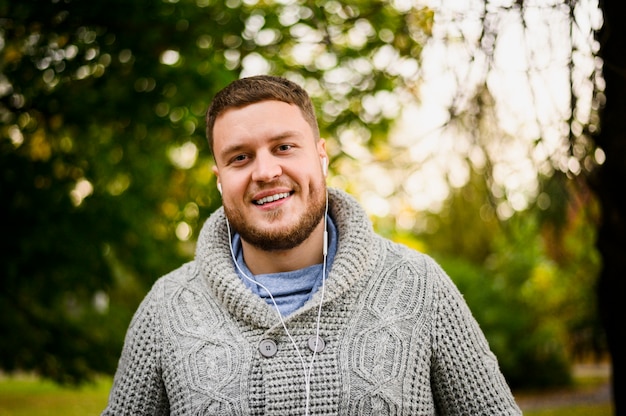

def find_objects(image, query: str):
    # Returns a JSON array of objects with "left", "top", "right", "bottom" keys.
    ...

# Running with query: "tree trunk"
[{"left": 592, "top": 1, "right": 626, "bottom": 414}]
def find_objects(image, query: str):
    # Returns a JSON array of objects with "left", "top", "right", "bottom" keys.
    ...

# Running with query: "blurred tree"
[
  {"left": 376, "top": 0, "right": 621, "bottom": 406},
  {"left": 0, "top": 0, "right": 432, "bottom": 383},
  {"left": 0, "top": 0, "right": 228, "bottom": 383},
  {"left": 347, "top": 0, "right": 614, "bottom": 395},
  {"left": 404, "top": 165, "right": 601, "bottom": 389}
]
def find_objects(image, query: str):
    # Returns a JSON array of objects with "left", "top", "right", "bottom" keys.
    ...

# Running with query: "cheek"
[
  {"left": 291, "top": 161, "right": 320, "bottom": 180},
  {"left": 218, "top": 177, "right": 243, "bottom": 197}
]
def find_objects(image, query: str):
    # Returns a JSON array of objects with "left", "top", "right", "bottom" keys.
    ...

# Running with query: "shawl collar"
[{"left": 194, "top": 188, "right": 379, "bottom": 329}]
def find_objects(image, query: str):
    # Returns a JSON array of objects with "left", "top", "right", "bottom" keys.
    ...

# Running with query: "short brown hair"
[{"left": 205, "top": 75, "right": 320, "bottom": 155}]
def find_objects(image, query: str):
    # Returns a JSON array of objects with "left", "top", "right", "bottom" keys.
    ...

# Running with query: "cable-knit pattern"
[{"left": 102, "top": 188, "right": 522, "bottom": 415}]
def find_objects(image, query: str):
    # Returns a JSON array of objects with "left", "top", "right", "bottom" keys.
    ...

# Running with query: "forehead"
[{"left": 212, "top": 100, "right": 314, "bottom": 151}]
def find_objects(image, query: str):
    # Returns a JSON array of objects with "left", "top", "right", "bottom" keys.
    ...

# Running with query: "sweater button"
[
  {"left": 259, "top": 339, "right": 278, "bottom": 357},
  {"left": 308, "top": 335, "right": 325, "bottom": 353}
]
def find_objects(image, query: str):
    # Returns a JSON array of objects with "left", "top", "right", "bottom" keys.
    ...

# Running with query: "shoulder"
[
  {"left": 148, "top": 261, "right": 199, "bottom": 293},
  {"left": 373, "top": 237, "right": 466, "bottom": 308},
  {"left": 133, "top": 261, "right": 201, "bottom": 317},
  {"left": 128, "top": 260, "right": 223, "bottom": 337},
  {"left": 380, "top": 237, "right": 449, "bottom": 283},
  {"left": 355, "top": 236, "right": 453, "bottom": 311}
]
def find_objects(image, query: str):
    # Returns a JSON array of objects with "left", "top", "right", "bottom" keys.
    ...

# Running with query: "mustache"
[{"left": 246, "top": 181, "right": 300, "bottom": 197}]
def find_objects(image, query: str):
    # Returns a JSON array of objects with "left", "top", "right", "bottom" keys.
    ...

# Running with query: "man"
[{"left": 103, "top": 75, "right": 522, "bottom": 415}]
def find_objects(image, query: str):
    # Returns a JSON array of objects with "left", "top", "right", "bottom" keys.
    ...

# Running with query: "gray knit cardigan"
[{"left": 102, "top": 188, "right": 522, "bottom": 415}]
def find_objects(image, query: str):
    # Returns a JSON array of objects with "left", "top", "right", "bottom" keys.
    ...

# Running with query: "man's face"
[{"left": 212, "top": 100, "right": 328, "bottom": 251}]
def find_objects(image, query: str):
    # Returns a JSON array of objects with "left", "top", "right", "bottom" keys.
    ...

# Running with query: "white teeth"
[{"left": 255, "top": 192, "right": 290, "bottom": 205}]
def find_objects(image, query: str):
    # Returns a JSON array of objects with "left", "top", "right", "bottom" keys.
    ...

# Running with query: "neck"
[{"left": 241, "top": 220, "right": 326, "bottom": 274}]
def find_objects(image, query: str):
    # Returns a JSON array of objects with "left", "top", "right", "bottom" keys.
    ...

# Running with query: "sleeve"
[
  {"left": 101, "top": 282, "right": 170, "bottom": 415},
  {"left": 427, "top": 260, "right": 522, "bottom": 415}
]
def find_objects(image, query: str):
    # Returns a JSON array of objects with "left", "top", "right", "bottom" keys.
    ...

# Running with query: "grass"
[
  {"left": 516, "top": 362, "right": 614, "bottom": 416},
  {"left": 0, "top": 374, "right": 112, "bottom": 416},
  {"left": 0, "top": 370, "right": 614, "bottom": 416}
]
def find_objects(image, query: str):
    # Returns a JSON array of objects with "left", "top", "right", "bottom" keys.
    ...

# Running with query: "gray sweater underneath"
[{"left": 103, "top": 188, "right": 522, "bottom": 415}]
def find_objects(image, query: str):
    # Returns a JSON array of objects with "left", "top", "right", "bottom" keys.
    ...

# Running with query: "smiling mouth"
[{"left": 253, "top": 192, "right": 292, "bottom": 206}]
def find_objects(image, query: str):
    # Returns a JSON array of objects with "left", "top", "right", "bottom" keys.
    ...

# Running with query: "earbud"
[
  {"left": 321, "top": 157, "right": 327, "bottom": 176},
  {"left": 217, "top": 182, "right": 222, "bottom": 195}
]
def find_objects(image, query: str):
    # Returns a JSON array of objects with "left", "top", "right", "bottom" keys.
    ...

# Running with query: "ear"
[
  {"left": 212, "top": 165, "right": 221, "bottom": 194},
  {"left": 317, "top": 139, "right": 328, "bottom": 176}
]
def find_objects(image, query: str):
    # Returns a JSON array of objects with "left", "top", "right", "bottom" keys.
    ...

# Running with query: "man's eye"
[
  {"left": 278, "top": 144, "right": 292, "bottom": 152},
  {"left": 229, "top": 154, "right": 248, "bottom": 164}
]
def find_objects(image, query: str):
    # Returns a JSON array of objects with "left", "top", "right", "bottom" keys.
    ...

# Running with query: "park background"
[{"left": 1, "top": 0, "right": 624, "bottom": 414}]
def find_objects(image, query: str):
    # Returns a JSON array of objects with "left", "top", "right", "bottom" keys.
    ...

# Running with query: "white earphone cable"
[{"left": 224, "top": 191, "right": 329, "bottom": 416}]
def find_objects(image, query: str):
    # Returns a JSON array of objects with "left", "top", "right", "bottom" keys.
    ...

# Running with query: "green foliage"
[
  {"left": 436, "top": 253, "right": 572, "bottom": 390},
  {"left": 423, "top": 173, "right": 602, "bottom": 389},
  {"left": 1, "top": 0, "right": 218, "bottom": 382},
  {"left": 419, "top": 169, "right": 501, "bottom": 263}
]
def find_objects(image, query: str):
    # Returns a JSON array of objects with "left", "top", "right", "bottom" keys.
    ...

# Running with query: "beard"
[{"left": 224, "top": 181, "right": 327, "bottom": 252}]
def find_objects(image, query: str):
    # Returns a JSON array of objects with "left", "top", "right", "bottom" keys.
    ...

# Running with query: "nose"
[{"left": 251, "top": 153, "right": 282, "bottom": 183}]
